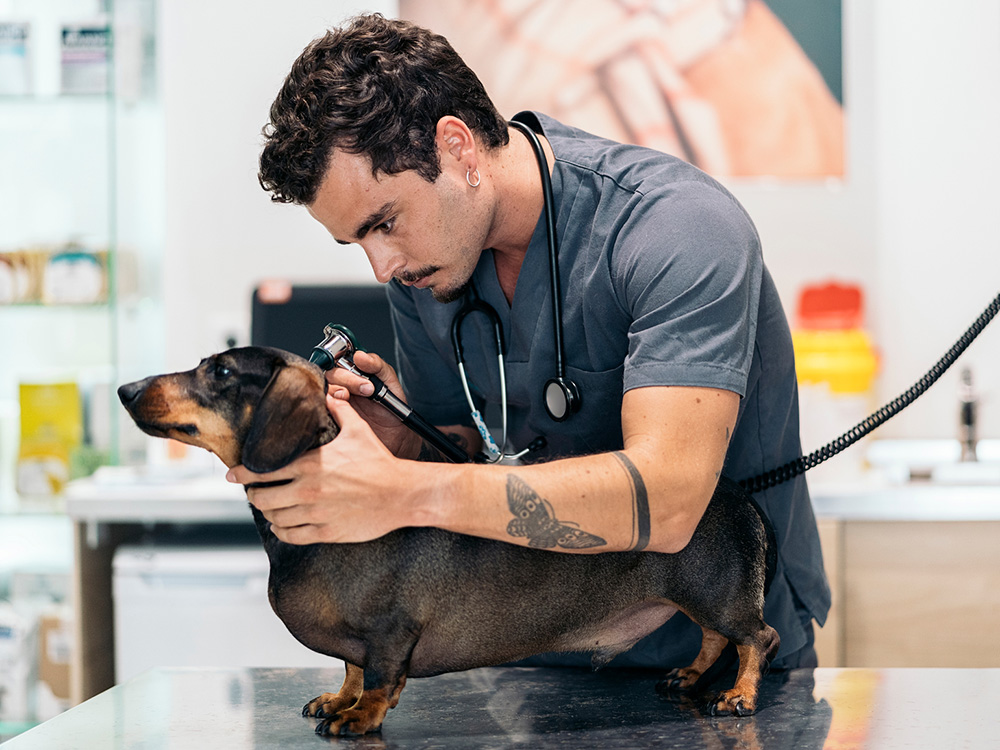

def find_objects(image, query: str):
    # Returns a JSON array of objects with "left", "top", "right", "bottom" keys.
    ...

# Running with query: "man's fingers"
[
  {"left": 325, "top": 367, "right": 375, "bottom": 397},
  {"left": 326, "top": 392, "right": 370, "bottom": 430},
  {"left": 268, "top": 522, "right": 320, "bottom": 546},
  {"left": 243, "top": 484, "right": 302, "bottom": 513},
  {"left": 225, "top": 462, "right": 296, "bottom": 484},
  {"left": 351, "top": 349, "right": 384, "bottom": 374},
  {"left": 226, "top": 465, "right": 263, "bottom": 484}
]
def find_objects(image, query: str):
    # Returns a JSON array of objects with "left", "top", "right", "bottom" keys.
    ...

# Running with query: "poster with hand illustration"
[{"left": 401, "top": 0, "right": 843, "bottom": 179}]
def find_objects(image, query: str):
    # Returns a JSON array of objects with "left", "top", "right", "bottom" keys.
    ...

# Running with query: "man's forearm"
[
  {"left": 402, "top": 387, "right": 733, "bottom": 554},
  {"left": 406, "top": 449, "right": 711, "bottom": 555}
]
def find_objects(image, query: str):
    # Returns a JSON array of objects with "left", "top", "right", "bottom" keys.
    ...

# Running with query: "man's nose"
[{"left": 365, "top": 244, "right": 406, "bottom": 283}]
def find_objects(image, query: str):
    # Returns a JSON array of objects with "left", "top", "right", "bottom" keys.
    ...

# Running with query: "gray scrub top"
[{"left": 385, "top": 112, "right": 830, "bottom": 667}]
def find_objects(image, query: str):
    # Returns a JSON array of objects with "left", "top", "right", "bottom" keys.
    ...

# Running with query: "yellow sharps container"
[{"left": 792, "top": 283, "right": 879, "bottom": 482}]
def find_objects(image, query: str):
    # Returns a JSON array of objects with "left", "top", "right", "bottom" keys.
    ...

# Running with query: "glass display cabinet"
[{"left": 0, "top": 0, "right": 161, "bottom": 736}]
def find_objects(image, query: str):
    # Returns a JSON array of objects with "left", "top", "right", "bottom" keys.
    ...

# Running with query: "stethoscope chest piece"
[{"left": 544, "top": 376, "right": 581, "bottom": 422}]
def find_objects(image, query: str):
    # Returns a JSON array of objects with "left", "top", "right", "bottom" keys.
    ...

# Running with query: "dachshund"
[{"left": 118, "top": 346, "right": 779, "bottom": 736}]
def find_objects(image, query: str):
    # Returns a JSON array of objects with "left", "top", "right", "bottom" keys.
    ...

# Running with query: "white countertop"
[
  {"left": 809, "top": 480, "right": 1000, "bottom": 521},
  {"left": 65, "top": 465, "right": 248, "bottom": 524}
]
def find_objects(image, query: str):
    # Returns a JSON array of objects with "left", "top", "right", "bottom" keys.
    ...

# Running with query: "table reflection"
[{"left": 15, "top": 666, "right": 1000, "bottom": 749}]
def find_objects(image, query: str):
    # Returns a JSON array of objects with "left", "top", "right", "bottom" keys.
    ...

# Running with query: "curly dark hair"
[{"left": 258, "top": 13, "right": 510, "bottom": 205}]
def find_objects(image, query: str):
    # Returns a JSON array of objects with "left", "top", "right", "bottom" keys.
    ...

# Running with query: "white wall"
[
  {"left": 871, "top": 0, "right": 1000, "bottom": 440},
  {"left": 160, "top": 0, "right": 395, "bottom": 368},
  {"left": 160, "top": 0, "right": 1000, "bottom": 440}
]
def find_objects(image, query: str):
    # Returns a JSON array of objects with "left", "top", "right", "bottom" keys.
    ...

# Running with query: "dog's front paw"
[
  {"left": 302, "top": 692, "right": 358, "bottom": 718},
  {"left": 315, "top": 709, "right": 384, "bottom": 736},
  {"left": 708, "top": 689, "right": 756, "bottom": 717},
  {"left": 656, "top": 667, "right": 702, "bottom": 695}
]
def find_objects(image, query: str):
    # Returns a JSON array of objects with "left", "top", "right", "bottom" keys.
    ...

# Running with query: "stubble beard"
[
  {"left": 396, "top": 265, "right": 472, "bottom": 304},
  {"left": 431, "top": 277, "right": 472, "bottom": 304}
]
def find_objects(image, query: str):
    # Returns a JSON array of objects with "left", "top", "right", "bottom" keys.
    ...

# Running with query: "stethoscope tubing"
[
  {"left": 450, "top": 117, "right": 579, "bottom": 461},
  {"left": 451, "top": 298, "right": 508, "bottom": 461},
  {"left": 509, "top": 120, "right": 570, "bottom": 382}
]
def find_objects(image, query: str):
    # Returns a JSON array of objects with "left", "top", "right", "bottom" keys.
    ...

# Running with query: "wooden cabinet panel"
[
  {"left": 814, "top": 518, "right": 843, "bottom": 667},
  {"left": 844, "top": 521, "right": 1000, "bottom": 667}
]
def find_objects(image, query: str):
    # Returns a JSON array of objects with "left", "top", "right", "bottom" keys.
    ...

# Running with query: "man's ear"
[
  {"left": 242, "top": 363, "right": 338, "bottom": 473},
  {"left": 435, "top": 115, "right": 476, "bottom": 166}
]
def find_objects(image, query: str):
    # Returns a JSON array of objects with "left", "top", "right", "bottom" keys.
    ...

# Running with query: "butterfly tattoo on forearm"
[{"left": 505, "top": 475, "right": 607, "bottom": 549}]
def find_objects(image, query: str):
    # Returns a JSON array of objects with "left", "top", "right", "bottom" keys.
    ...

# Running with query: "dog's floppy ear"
[{"left": 241, "top": 362, "right": 337, "bottom": 473}]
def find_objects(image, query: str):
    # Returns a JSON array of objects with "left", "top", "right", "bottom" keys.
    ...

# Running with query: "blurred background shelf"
[{"left": 0, "top": 0, "right": 162, "bottom": 732}]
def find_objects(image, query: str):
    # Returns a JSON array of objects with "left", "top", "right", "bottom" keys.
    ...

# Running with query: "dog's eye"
[{"left": 213, "top": 363, "right": 232, "bottom": 379}]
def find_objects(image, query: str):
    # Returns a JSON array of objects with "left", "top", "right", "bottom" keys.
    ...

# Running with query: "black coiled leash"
[{"left": 739, "top": 290, "right": 1000, "bottom": 494}]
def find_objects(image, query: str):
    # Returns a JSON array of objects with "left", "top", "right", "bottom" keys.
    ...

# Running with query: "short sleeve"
[{"left": 613, "top": 182, "right": 763, "bottom": 396}]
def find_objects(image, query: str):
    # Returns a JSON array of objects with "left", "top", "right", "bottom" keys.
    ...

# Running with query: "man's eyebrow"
[{"left": 352, "top": 200, "right": 397, "bottom": 241}]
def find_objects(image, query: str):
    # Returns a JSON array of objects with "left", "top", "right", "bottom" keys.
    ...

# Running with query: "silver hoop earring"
[{"left": 466, "top": 168, "right": 481, "bottom": 188}]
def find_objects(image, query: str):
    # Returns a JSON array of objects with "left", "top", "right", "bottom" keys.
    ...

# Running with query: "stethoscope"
[{"left": 450, "top": 119, "right": 581, "bottom": 463}]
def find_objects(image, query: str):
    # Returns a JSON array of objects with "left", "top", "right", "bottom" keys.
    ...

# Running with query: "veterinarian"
[{"left": 231, "top": 13, "right": 829, "bottom": 671}]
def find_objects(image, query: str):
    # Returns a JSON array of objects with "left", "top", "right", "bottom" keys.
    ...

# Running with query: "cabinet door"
[{"left": 844, "top": 521, "right": 1000, "bottom": 667}]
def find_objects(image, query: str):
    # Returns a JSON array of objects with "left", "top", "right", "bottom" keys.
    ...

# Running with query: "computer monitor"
[{"left": 250, "top": 284, "right": 397, "bottom": 369}]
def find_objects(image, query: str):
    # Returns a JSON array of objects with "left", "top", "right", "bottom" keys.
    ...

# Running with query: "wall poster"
[{"left": 401, "top": 0, "right": 844, "bottom": 179}]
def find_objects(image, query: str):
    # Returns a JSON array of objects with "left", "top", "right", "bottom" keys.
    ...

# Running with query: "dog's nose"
[{"left": 117, "top": 381, "right": 146, "bottom": 406}]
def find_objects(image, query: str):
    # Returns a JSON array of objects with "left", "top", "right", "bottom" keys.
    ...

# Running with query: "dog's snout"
[{"left": 118, "top": 380, "right": 147, "bottom": 407}]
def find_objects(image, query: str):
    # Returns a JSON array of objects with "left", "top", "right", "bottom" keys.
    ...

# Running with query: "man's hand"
[
  {"left": 325, "top": 349, "right": 422, "bottom": 459},
  {"left": 226, "top": 394, "right": 417, "bottom": 545}
]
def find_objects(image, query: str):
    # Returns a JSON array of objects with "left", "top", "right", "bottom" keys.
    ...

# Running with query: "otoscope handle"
[
  {"left": 310, "top": 323, "right": 471, "bottom": 463},
  {"left": 362, "top": 374, "right": 471, "bottom": 463},
  {"left": 400, "top": 408, "right": 471, "bottom": 464}
]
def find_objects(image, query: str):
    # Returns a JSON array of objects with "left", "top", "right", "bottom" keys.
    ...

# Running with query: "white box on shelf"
[
  {"left": 35, "top": 605, "right": 72, "bottom": 721},
  {"left": 0, "top": 602, "right": 38, "bottom": 723},
  {"left": 0, "top": 21, "right": 31, "bottom": 95},
  {"left": 59, "top": 20, "right": 110, "bottom": 95}
]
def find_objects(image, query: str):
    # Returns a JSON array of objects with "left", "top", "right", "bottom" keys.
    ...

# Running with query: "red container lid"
[{"left": 796, "top": 281, "right": 865, "bottom": 330}]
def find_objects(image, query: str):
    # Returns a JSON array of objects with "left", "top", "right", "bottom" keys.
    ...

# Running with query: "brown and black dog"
[{"left": 118, "top": 346, "right": 779, "bottom": 736}]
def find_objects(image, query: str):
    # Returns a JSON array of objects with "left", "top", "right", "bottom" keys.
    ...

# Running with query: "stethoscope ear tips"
[{"left": 543, "top": 377, "right": 581, "bottom": 422}]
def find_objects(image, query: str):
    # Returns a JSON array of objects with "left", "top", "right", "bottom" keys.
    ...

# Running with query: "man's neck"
[
  {"left": 484, "top": 125, "right": 554, "bottom": 305},
  {"left": 492, "top": 250, "right": 521, "bottom": 307}
]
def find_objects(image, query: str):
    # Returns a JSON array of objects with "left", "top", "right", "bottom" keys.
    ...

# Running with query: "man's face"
[{"left": 308, "top": 148, "right": 491, "bottom": 303}]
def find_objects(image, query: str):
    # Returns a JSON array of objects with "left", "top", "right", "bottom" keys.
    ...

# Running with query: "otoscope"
[{"left": 309, "top": 324, "right": 473, "bottom": 464}]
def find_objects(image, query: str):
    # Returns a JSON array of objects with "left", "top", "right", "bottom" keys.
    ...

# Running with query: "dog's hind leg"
[
  {"left": 302, "top": 661, "right": 364, "bottom": 719},
  {"left": 708, "top": 622, "right": 779, "bottom": 716},
  {"left": 657, "top": 625, "right": 729, "bottom": 694}
]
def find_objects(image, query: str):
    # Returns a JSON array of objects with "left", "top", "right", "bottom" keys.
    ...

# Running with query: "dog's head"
[{"left": 118, "top": 346, "right": 338, "bottom": 472}]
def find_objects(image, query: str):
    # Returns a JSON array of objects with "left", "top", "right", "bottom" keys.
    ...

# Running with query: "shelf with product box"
[
  {"left": 0, "top": 0, "right": 160, "bottom": 511},
  {"left": 0, "top": 0, "right": 161, "bottom": 737}
]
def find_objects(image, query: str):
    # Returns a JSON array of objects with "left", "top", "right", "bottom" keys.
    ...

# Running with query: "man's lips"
[{"left": 399, "top": 271, "right": 433, "bottom": 288}]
